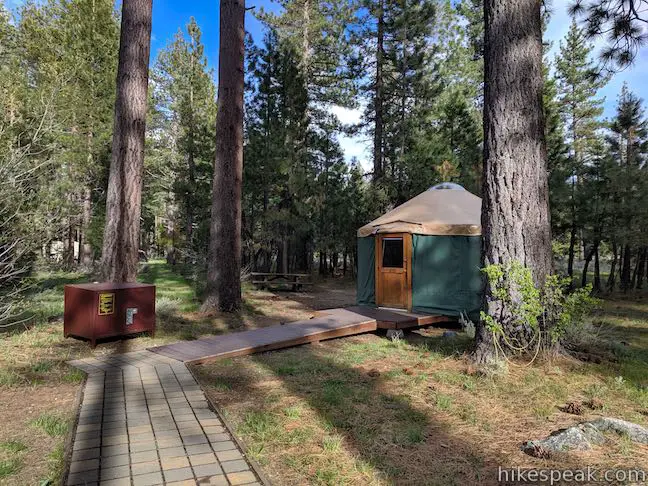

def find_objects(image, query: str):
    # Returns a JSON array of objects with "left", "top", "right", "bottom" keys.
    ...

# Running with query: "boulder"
[
  {"left": 522, "top": 423, "right": 605, "bottom": 456},
  {"left": 589, "top": 417, "right": 648, "bottom": 444},
  {"left": 522, "top": 417, "right": 648, "bottom": 457}
]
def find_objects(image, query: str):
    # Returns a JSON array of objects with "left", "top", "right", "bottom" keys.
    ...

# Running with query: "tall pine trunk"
[
  {"left": 474, "top": 0, "right": 551, "bottom": 363},
  {"left": 607, "top": 242, "right": 618, "bottom": 291},
  {"left": 620, "top": 244, "right": 632, "bottom": 292},
  {"left": 204, "top": 0, "right": 245, "bottom": 312},
  {"left": 373, "top": 0, "right": 385, "bottom": 181},
  {"left": 636, "top": 247, "right": 646, "bottom": 289},
  {"left": 80, "top": 186, "right": 93, "bottom": 266},
  {"left": 581, "top": 241, "right": 597, "bottom": 288},
  {"left": 567, "top": 220, "right": 576, "bottom": 281},
  {"left": 593, "top": 244, "right": 601, "bottom": 293},
  {"left": 101, "top": 0, "right": 152, "bottom": 282}
]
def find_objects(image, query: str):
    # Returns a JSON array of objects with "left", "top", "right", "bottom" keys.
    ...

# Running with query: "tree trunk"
[
  {"left": 607, "top": 242, "right": 618, "bottom": 291},
  {"left": 636, "top": 247, "right": 646, "bottom": 290},
  {"left": 373, "top": 0, "right": 385, "bottom": 181},
  {"left": 474, "top": 0, "right": 551, "bottom": 363},
  {"left": 581, "top": 242, "right": 596, "bottom": 288},
  {"left": 567, "top": 222, "right": 576, "bottom": 281},
  {"left": 186, "top": 151, "right": 196, "bottom": 245},
  {"left": 64, "top": 222, "right": 75, "bottom": 269},
  {"left": 80, "top": 186, "right": 93, "bottom": 266},
  {"left": 282, "top": 238, "right": 288, "bottom": 274},
  {"left": 319, "top": 251, "right": 327, "bottom": 276},
  {"left": 620, "top": 244, "right": 632, "bottom": 292},
  {"left": 204, "top": 0, "right": 245, "bottom": 312},
  {"left": 101, "top": 0, "right": 152, "bottom": 282},
  {"left": 593, "top": 244, "right": 601, "bottom": 293}
]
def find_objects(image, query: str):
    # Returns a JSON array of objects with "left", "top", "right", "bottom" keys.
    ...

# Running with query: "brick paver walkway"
[{"left": 67, "top": 351, "right": 262, "bottom": 486}]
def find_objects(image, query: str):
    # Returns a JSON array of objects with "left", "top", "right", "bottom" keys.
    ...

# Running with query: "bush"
[{"left": 481, "top": 262, "right": 601, "bottom": 356}]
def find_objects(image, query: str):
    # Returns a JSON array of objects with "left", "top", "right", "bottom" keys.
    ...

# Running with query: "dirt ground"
[{"left": 0, "top": 385, "right": 78, "bottom": 485}]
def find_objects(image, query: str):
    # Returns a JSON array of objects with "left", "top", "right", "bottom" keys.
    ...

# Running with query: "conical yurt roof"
[{"left": 357, "top": 183, "right": 482, "bottom": 237}]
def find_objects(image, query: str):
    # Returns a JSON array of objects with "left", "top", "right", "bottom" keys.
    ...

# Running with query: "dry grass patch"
[{"left": 195, "top": 307, "right": 648, "bottom": 485}]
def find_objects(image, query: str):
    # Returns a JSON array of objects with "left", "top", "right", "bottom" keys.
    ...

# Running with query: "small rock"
[
  {"left": 402, "top": 368, "right": 414, "bottom": 375},
  {"left": 367, "top": 369, "right": 380, "bottom": 378},
  {"left": 442, "top": 331, "right": 458, "bottom": 339}
]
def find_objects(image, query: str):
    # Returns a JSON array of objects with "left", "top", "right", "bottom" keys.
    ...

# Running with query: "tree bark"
[
  {"left": 204, "top": 0, "right": 245, "bottom": 312},
  {"left": 636, "top": 246, "right": 646, "bottom": 290},
  {"left": 101, "top": 0, "right": 152, "bottom": 282},
  {"left": 474, "top": 0, "right": 551, "bottom": 363},
  {"left": 581, "top": 241, "right": 596, "bottom": 288},
  {"left": 620, "top": 244, "right": 632, "bottom": 292},
  {"left": 607, "top": 242, "right": 618, "bottom": 291},
  {"left": 80, "top": 186, "right": 93, "bottom": 266},
  {"left": 567, "top": 221, "right": 576, "bottom": 282},
  {"left": 282, "top": 238, "right": 288, "bottom": 274},
  {"left": 373, "top": 0, "right": 385, "bottom": 181},
  {"left": 593, "top": 244, "right": 601, "bottom": 293},
  {"left": 64, "top": 222, "right": 75, "bottom": 269}
]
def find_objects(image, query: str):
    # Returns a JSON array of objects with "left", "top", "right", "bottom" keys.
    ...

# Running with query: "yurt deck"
[
  {"left": 149, "top": 306, "right": 454, "bottom": 365},
  {"left": 342, "top": 305, "right": 455, "bottom": 329}
]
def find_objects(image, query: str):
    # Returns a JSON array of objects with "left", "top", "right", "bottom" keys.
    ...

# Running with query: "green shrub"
[{"left": 480, "top": 262, "right": 601, "bottom": 355}]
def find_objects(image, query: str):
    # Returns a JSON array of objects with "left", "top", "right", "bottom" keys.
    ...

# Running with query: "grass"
[
  {"left": 30, "top": 413, "right": 70, "bottom": 437},
  {"left": 0, "top": 440, "right": 27, "bottom": 480},
  {"left": 0, "top": 458, "right": 22, "bottom": 478},
  {"left": 194, "top": 296, "right": 648, "bottom": 486},
  {"left": 0, "top": 440, "right": 27, "bottom": 454}
]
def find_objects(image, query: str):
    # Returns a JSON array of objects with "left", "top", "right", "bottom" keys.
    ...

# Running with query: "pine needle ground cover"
[{"left": 194, "top": 299, "right": 648, "bottom": 486}]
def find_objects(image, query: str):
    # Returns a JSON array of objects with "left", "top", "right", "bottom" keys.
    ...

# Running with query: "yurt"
[{"left": 356, "top": 183, "right": 483, "bottom": 321}]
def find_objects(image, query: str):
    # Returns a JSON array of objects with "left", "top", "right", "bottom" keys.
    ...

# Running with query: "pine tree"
[
  {"left": 204, "top": 0, "right": 246, "bottom": 311},
  {"left": 475, "top": 0, "right": 552, "bottom": 363},
  {"left": 554, "top": 20, "right": 607, "bottom": 282},
  {"left": 606, "top": 84, "right": 648, "bottom": 292},
  {"left": 151, "top": 18, "right": 217, "bottom": 257},
  {"left": 101, "top": 0, "right": 153, "bottom": 282},
  {"left": 570, "top": 0, "right": 647, "bottom": 69},
  {"left": 18, "top": 0, "right": 119, "bottom": 267}
]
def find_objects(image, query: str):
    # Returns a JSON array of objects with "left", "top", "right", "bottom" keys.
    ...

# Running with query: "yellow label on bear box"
[{"left": 98, "top": 293, "right": 115, "bottom": 315}]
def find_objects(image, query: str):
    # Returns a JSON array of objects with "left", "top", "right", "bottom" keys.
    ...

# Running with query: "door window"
[{"left": 382, "top": 237, "right": 404, "bottom": 268}]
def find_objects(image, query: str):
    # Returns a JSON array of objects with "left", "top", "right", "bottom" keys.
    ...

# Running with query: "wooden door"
[{"left": 375, "top": 233, "right": 412, "bottom": 309}]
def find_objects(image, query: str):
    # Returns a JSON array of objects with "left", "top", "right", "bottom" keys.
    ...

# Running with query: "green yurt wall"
[
  {"left": 411, "top": 235, "right": 482, "bottom": 320},
  {"left": 356, "top": 237, "right": 375, "bottom": 306}
]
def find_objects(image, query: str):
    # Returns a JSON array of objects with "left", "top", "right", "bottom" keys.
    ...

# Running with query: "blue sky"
[{"left": 6, "top": 0, "right": 647, "bottom": 167}]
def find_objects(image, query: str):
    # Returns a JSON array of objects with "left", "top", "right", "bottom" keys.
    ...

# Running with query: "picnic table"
[{"left": 250, "top": 272, "right": 314, "bottom": 291}]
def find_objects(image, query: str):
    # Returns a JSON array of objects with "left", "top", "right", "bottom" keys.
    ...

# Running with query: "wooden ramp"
[
  {"left": 343, "top": 306, "right": 456, "bottom": 330},
  {"left": 149, "top": 308, "right": 378, "bottom": 365}
]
